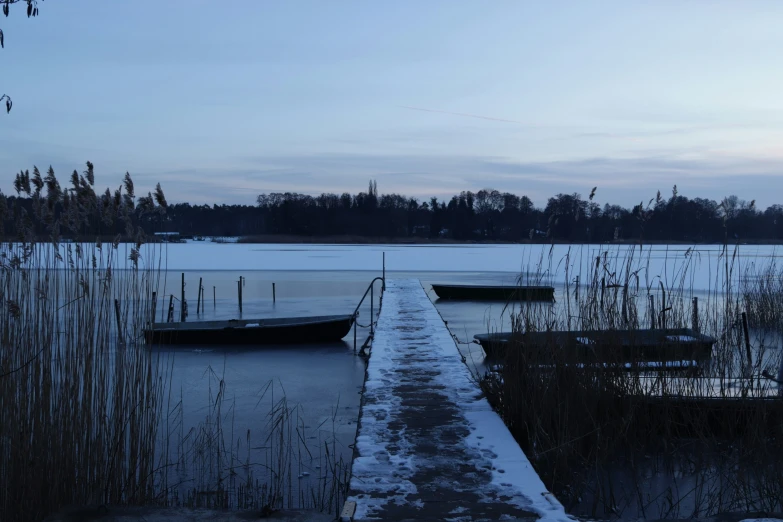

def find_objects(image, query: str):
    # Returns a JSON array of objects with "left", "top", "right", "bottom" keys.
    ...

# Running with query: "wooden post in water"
[
  {"left": 238, "top": 278, "right": 243, "bottom": 314},
  {"left": 180, "top": 273, "right": 186, "bottom": 322},
  {"left": 213, "top": 286, "right": 216, "bottom": 309},
  {"left": 382, "top": 252, "right": 386, "bottom": 291},
  {"left": 692, "top": 297, "right": 699, "bottom": 333},
  {"left": 660, "top": 282, "right": 667, "bottom": 330},
  {"left": 151, "top": 291, "right": 157, "bottom": 324},
  {"left": 742, "top": 311, "right": 752, "bottom": 372},
  {"left": 648, "top": 295, "right": 656, "bottom": 330},
  {"left": 574, "top": 275, "right": 580, "bottom": 303},
  {"left": 167, "top": 295, "right": 174, "bottom": 322},
  {"left": 114, "top": 299, "right": 124, "bottom": 345},
  {"left": 197, "top": 277, "right": 203, "bottom": 314},
  {"left": 621, "top": 284, "right": 628, "bottom": 326},
  {"left": 273, "top": 283, "right": 276, "bottom": 304}
]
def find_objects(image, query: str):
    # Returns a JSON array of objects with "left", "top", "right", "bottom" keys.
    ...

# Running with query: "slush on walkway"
[{"left": 346, "top": 279, "right": 570, "bottom": 521}]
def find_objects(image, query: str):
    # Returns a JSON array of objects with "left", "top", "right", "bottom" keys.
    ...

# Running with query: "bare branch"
[
  {"left": 2, "top": 0, "right": 44, "bottom": 113},
  {"left": 0, "top": 94, "right": 11, "bottom": 113}
]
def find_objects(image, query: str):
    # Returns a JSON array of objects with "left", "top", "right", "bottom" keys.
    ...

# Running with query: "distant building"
[{"left": 154, "top": 232, "right": 181, "bottom": 242}]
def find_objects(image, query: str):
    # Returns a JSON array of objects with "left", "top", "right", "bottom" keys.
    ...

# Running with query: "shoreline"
[
  {"left": 38, "top": 234, "right": 783, "bottom": 246},
  {"left": 234, "top": 235, "right": 783, "bottom": 246}
]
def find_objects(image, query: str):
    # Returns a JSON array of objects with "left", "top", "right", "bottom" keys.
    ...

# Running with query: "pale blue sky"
[{"left": 2, "top": 0, "right": 783, "bottom": 207}]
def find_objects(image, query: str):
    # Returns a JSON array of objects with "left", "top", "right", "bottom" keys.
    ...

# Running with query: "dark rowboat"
[
  {"left": 431, "top": 284, "right": 554, "bottom": 301},
  {"left": 145, "top": 314, "right": 355, "bottom": 346},
  {"left": 474, "top": 328, "right": 716, "bottom": 365}
]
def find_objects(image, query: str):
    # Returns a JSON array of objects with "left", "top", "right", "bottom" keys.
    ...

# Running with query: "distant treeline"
[{"left": 6, "top": 173, "right": 782, "bottom": 243}]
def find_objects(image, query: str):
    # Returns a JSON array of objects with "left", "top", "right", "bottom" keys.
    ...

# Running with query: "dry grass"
[
  {"left": 479, "top": 243, "right": 783, "bottom": 519},
  {"left": 0, "top": 240, "right": 165, "bottom": 522},
  {"left": 158, "top": 373, "right": 353, "bottom": 516},
  {"left": 0, "top": 167, "right": 353, "bottom": 521}
]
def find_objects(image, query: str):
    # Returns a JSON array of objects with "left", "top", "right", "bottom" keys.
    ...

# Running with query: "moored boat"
[
  {"left": 474, "top": 328, "right": 716, "bottom": 364},
  {"left": 145, "top": 314, "right": 355, "bottom": 346},
  {"left": 431, "top": 284, "right": 554, "bottom": 301}
]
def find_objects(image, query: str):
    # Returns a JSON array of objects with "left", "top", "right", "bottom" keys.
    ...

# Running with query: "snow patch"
[
  {"left": 349, "top": 279, "right": 572, "bottom": 522},
  {"left": 666, "top": 334, "right": 698, "bottom": 342},
  {"left": 349, "top": 285, "right": 420, "bottom": 519}
]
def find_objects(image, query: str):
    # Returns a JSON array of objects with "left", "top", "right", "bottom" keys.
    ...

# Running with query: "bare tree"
[{"left": 1, "top": 0, "right": 43, "bottom": 113}]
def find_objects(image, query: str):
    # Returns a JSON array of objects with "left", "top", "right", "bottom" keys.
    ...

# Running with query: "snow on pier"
[{"left": 346, "top": 279, "right": 571, "bottom": 522}]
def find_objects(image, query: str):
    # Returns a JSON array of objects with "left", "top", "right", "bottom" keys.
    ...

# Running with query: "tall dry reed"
[
  {"left": 157, "top": 371, "right": 352, "bottom": 516},
  {"left": 0, "top": 165, "right": 168, "bottom": 521},
  {"left": 0, "top": 165, "right": 355, "bottom": 521},
  {"left": 480, "top": 243, "right": 783, "bottom": 519}
]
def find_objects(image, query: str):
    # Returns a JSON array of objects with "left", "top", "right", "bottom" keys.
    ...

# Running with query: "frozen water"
[{"left": 137, "top": 242, "right": 783, "bottom": 293}]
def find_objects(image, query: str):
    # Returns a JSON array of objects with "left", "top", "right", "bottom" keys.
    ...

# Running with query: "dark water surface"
[
  {"left": 156, "top": 269, "right": 520, "bottom": 474},
  {"left": 153, "top": 262, "right": 782, "bottom": 517}
]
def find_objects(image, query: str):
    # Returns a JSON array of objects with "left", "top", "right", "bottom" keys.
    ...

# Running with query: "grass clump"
[
  {"left": 159, "top": 372, "right": 353, "bottom": 516},
  {"left": 0, "top": 164, "right": 355, "bottom": 521},
  {"left": 0, "top": 165, "right": 167, "bottom": 521},
  {"left": 480, "top": 244, "right": 783, "bottom": 519}
]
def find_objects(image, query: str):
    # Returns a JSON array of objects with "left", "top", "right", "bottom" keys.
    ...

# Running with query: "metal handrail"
[{"left": 352, "top": 277, "right": 385, "bottom": 352}]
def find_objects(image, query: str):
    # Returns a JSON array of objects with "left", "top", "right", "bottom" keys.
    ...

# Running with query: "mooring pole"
[
  {"left": 575, "top": 275, "right": 580, "bottom": 303},
  {"left": 167, "top": 295, "right": 174, "bottom": 322},
  {"left": 692, "top": 297, "right": 699, "bottom": 333},
  {"left": 151, "top": 291, "right": 157, "bottom": 324},
  {"left": 197, "top": 277, "right": 203, "bottom": 314},
  {"left": 180, "top": 273, "right": 186, "bottom": 322},
  {"left": 621, "top": 284, "right": 628, "bottom": 326},
  {"left": 648, "top": 295, "right": 656, "bottom": 330},
  {"left": 114, "top": 299, "right": 123, "bottom": 345},
  {"left": 660, "top": 283, "right": 667, "bottom": 331},
  {"left": 213, "top": 286, "right": 216, "bottom": 309},
  {"left": 370, "top": 284, "right": 374, "bottom": 335},
  {"left": 273, "top": 282, "right": 276, "bottom": 304},
  {"left": 742, "top": 311, "right": 752, "bottom": 372}
]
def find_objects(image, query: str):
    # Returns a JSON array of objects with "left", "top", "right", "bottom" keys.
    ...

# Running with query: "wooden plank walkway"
[{"left": 346, "top": 279, "right": 570, "bottom": 522}]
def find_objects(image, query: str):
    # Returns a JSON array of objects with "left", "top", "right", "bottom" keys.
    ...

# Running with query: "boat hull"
[
  {"left": 145, "top": 315, "right": 355, "bottom": 346},
  {"left": 474, "top": 328, "right": 716, "bottom": 364},
  {"left": 431, "top": 284, "right": 554, "bottom": 301}
]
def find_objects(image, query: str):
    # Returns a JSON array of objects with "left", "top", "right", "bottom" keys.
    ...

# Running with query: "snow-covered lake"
[{"left": 148, "top": 242, "right": 781, "bottom": 292}]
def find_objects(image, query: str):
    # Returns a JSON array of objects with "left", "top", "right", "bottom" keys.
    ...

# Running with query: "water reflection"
[{"left": 566, "top": 444, "right": 783, "bottom": 519}]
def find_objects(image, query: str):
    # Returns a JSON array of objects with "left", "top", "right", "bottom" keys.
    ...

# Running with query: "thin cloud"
[
  {"left": 398, "top": 105, "right": 533, "bottom": 125},
  {"left": 565, "top": 122, "right": 783, "bottom": 143}
]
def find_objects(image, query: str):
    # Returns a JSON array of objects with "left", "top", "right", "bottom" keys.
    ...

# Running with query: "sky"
[{"left": 2, "top": 0, "right": 783, "bottom": 208}]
